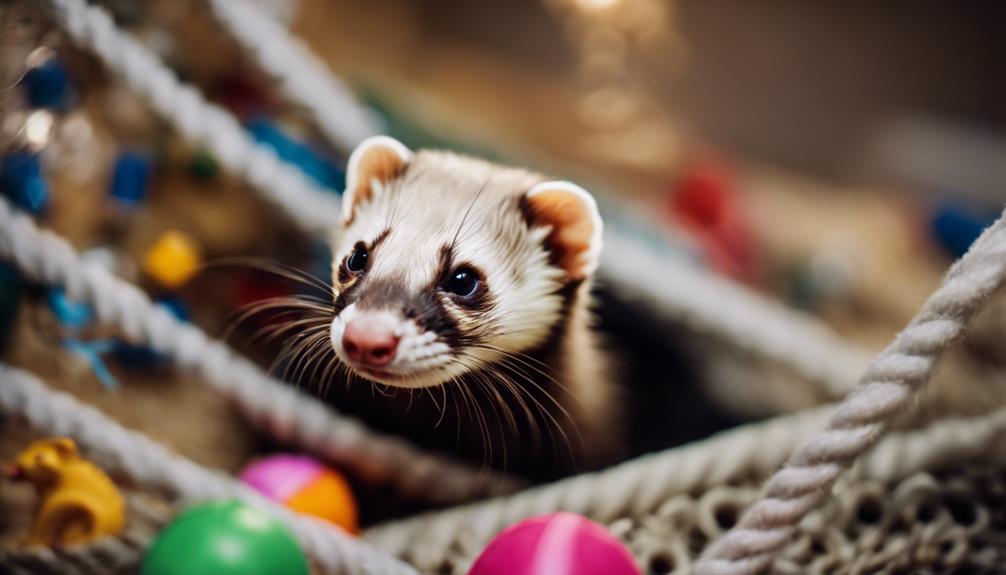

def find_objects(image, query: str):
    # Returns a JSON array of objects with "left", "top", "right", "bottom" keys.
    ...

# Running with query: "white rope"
[
  {"left": 0, "top": 197, "right": 519, "bottom": 502},
  {"left": 204, "top": 0, "right": 383, "bottom": 150},
  {"left": 0, "top": 363, "right": 417, "bottom": 575},
  {"left": 0, "top": 531, "right": 150, "bottom": 575},
  {"left": 856, "top": 405, "right": 1006, "bottom": 485},
  {"left": 43, "top": 0, "right": 342, "bottom": 236},
  {"left": 696, "top": 206, "right": 1006, "bottom": 574},
  {"left": 600, "top": 230, "right": 873, "bottom": 398}
]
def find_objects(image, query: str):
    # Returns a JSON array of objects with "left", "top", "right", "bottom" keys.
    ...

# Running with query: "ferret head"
[
  {"left": 329, "top": 136, "right": 602, "bottom": 388},
  {"left": 9, "top": 437, "right": 78, "bottom": 485}
]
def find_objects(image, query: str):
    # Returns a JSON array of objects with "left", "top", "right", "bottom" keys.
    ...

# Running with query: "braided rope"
[
  {"left": 0, "top": 197, "right": 518, "bottom": 502},
  {"left": 0, "top": 531, "right": 151, "bottom": 575},
  {"left": 0, "top": 363, "right": 418, "bottom": 575},
  {"left": 696, "top": 206, "right": 1006, "bottom": 574},
  {"left": 43, "top": 0, "right": 341, "bottom": 236},
  {"left": 204, "top": 0, "right": 382, "bottom": 150}
]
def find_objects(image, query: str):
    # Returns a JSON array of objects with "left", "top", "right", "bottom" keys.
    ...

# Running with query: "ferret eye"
[
  {"left": 345, "top": 245, "right": 368, "bottom": 273},
  {"left": 447, "top": 267, "right": 480, "bottom": 298}
]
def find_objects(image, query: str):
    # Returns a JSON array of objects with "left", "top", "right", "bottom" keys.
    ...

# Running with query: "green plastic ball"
[{"left": 141, "top": 500, "right": 310, "bottom": 575}]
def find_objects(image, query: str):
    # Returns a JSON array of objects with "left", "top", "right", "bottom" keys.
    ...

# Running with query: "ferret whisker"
[
  {"left": 495, "top": 369, "right": 542, "bottom": 451},
  {"left": 474, "top": 377, "right": 510, "bottom": 472},
  {"left": 206, "top": 257, "right": 334, "bottom": 295},
  {"left": 424, "top": 386, "right": 447, "bottom": 428},
  {"left": 246, "top": 318, "right": 330, "bottom": 348},
  {"left": 457, "top": 379, "right": 492, "bottom": 473},
  {"left": 278, "top": 329, "right": 329, "bottom": 384},
  {"left": 471, "top": 341, "right": 571, "bottom": 394},
  {"left": 296, "top": 335, "right": 332, "bottom": 387},
  {"left": 436, "top": 384, "right": 449, "bottom": 427},
  {"left": 283, "top": 332, "right": 329, "bottom": 386},
  {"left": 309, "top": 346, "right": 337, "bottom": 391},
  {"left": 223, "top": 296, "right": 332, "bottom": 343},
  {"left": 491, "top": 356, "right": 581, "bottom": 464},
  {"left": 317, "top": 352, "right": 342, "bottom": 397},
  {"left": 491, "top": 364, "right": 561, "bottom": 460},
  {"left": 269, "top": 335, "right": 311, "bottom": 385},
  {"left": 455, "top": 356, "right": 519, "bottom": 446}
]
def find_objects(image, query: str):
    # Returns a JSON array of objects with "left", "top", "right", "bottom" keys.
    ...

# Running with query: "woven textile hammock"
[{"left": 3, "top": 0, "right": 1005, "bottom": 573}]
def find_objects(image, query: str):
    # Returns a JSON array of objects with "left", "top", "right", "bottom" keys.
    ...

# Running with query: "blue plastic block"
[
  {"left": 109, "top": 151, "right": 152, "bottom": 207},
  {"left": 22, "top": 59, "right": 72, "bottom": 109}
]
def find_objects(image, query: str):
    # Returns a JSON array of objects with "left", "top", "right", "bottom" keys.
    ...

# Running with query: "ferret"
[{"left": 318, "top": 136, "right": 621, "bottom": 477}]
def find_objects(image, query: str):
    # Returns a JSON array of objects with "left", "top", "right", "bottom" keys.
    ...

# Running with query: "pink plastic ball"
[
  {"left": 468, "top": 512, "right": 640, "bottom": 575},
  {"left": 238, "top": 454, "right": 357, "bottom": 533}
]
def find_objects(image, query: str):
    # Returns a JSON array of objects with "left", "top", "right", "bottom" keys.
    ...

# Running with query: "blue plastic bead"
[
  {"left": 931, "top": 201, "right": 997, "bottom": 258},
  {"left": 1, "top": 153, "right": 49, "bottom": 214},
  {"left": 47, "top": 288, "right": 94, "bottom": 329},
  {"left": 246, "top": 118, "right": 345, "bottom": 191},
  {"left": 109, "top": 151, "right": 152, "bottom": 207},
  {"left": 21, "top": 59, "right": 72, "bottom": 109}
]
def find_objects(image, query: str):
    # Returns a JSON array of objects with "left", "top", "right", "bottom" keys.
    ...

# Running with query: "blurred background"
[{"left": 2, "top": 0, "right": 1006, "bottom": 527}]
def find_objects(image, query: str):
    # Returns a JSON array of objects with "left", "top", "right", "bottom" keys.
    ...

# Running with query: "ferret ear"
[
  {"left": 523, "top": 181, "right": 603, "bottom": 281},
  {"left": 343, "top": 136, "right": 413, "bottom": 225}
]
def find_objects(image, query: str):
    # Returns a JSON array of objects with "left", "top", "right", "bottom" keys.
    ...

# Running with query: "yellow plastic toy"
[
  {"left": 8, "top": 437, "right": 125, "bottom": 547},
  {"left": 142, "top": 230, "right": 202, "bottom": 289}
]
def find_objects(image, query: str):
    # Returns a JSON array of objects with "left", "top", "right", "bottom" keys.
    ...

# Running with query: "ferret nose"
[{"left": 342, "top": 317, "right": 399, "bottom": 367}]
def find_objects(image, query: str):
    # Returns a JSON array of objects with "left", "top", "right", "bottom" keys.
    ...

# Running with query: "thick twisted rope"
[
  {"left": 204, "top": 0, "right": 382, "bottom": 150},
  {"left": 0, "top": 530, "right": 151, "bottom": 575},
  {"left": 696, "top": 206, "right": 1006, "bottom": 574},
  {"left": 46, "top": 0, "right": 871, "bottom": 401},
  {"left": 43, "top": 0, "right": 341, "bottom": 235},
  {"left": 0, "top": 197, "right": 518, "bottom": 502},
  {"left": 0, "top": 363, "right": 418, "bottom": 575}
]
